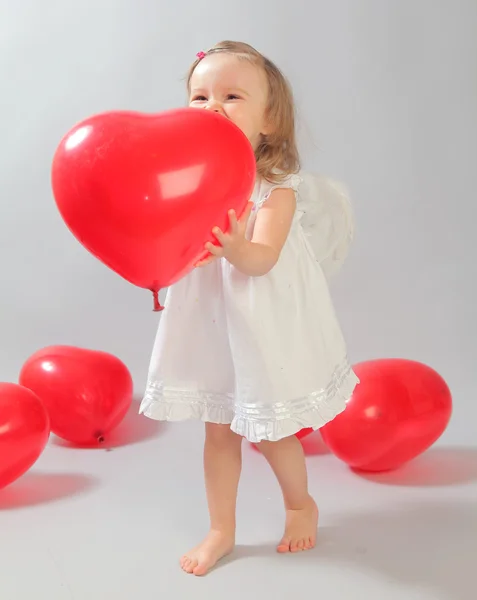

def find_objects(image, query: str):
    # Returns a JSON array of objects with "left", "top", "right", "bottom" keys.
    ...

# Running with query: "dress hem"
[{"left": 139, "top": 363, "right": 359, "bottom": 443}]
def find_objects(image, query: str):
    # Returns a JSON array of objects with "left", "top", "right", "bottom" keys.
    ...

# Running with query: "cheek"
[
  {"left": 224, "top": 105, "right": 239, "bottom": 116},
  {"left": 225, "top": 106, "right": 249, "bottom": 127}
]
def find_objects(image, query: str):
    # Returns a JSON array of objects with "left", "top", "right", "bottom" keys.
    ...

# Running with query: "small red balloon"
[
  {"left": 296, "top": 428, "right": 313, "bottom": 440},
  {"left": 0, "top": 383, "right": 50, "bottom": 489},
  {"left": 250, "top": 427, "right": 314, "bottom": 452},
  {"left": 51, "top": 108, "right": 256, "bottom": 309},
  {"left": 320, "top": 359, "right": 452, "bottom": 472},
  {"left": 19, "top": 346, "right": 133, "bottom": 445}
]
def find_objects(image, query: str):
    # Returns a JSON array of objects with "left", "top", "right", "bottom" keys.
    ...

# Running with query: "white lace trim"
[
  {"left": 139, "top": 360, "right": 359, "bottom": 443},
  {"left": 255, "top": 173, "right": 302, "bottom": 211}
]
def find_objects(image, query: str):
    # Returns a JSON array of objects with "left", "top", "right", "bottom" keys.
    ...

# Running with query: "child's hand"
[
  {"left": 205, "top": 202, "right": 254, "bottom": 263},
  {"left": 195, "top": 254, "right": 218, "bottom": 268}
]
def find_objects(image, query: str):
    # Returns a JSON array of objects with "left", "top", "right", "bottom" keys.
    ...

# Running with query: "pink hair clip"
[{"left": 196, "top": 51, "right": 206, "bottom": 61}]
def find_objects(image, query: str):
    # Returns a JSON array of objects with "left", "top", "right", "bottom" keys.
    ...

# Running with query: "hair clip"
[{"left": 196, "top": 51, "right": 207, "bottom": 61}]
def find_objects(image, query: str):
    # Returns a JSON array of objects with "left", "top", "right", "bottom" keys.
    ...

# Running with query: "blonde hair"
[{"left": 187, "top": 41, "right": 300, "bottom": 183}]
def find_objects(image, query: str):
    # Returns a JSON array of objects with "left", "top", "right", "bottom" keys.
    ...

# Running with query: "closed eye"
[{"left": 226, "top": 94, "right": 241, "bottom": 100}]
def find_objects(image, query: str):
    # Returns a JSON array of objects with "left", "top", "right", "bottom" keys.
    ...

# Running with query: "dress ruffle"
[{"left": 139, "top": 359, "right": 358, "bottom": 443}]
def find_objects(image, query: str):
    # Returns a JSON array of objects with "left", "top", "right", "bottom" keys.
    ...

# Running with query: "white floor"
[{"left": 1, "top": 402, "right": 476, "bottom": 600}]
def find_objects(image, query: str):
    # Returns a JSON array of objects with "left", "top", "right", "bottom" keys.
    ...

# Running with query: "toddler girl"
[{"left": 140, "top": 40, "right": 359, "bottom": 576}]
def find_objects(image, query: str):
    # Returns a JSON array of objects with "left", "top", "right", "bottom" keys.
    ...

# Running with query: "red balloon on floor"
[
  {"left": 0, "top": 383, "right": 50, "bottom": 489},
  {"left": 296, "top": 428, "right": 313, "bottom": 440},
  {"left": 320, "top": 359, "right": 452, "bottom": 472},
  {"left": 51, "top": 108, "right": 256, "bottom": 310},
  {"left": 19, "top": 346, "right": 133, "bottom": 445}
]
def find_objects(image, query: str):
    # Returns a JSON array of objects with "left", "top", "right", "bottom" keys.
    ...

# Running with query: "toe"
[
  {"left": 189, "top": 559, "right": 199, "bottom": 574},
  {"left": 277, "top": 537, "right": 291, "bottom": 553},
  {"left": 290, "top": 539, "right": 301, "bottom": 553},
  {"left": 193, "top": 562, "right": 209, "bottom": 577},
  {"left": 183, "top": 558, "right": 197, "bottom": 574}
]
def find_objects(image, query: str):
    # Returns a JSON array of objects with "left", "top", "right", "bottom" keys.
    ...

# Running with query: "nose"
[{"left": 205, "top": 101, "right": 222, "bottom": 113}]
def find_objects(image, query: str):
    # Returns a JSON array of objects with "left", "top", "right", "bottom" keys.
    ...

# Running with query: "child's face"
[{"left": 189, "top": 53, "right": 270, "bottom": 150}]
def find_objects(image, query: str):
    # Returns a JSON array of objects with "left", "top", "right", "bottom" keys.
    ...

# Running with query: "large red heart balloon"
[
  {"left": 19, "top": 346, "right": 133, "bottom": 445},
  {"left": 51, "top": 108, "right": 256, "bottom": 309},
  {"left": 320, "top": 359, "right": 452, "bottom": 472},
  {"left": 0, "top": 383, "right": 50, "bottom": 489}
]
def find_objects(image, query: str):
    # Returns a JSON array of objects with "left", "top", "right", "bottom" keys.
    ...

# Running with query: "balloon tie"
[{"left": 152, "top": 290, "right": 164, "bottom": 312}]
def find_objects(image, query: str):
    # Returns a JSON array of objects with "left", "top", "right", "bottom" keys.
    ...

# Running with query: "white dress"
[{"left": 139, "top": 171, "right": 359, "bottom": 443}]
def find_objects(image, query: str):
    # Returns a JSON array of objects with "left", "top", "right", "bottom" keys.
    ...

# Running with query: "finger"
[
  {"left": 194, "top": 250, "right": 212, "bottom": 267},
  {"left": 237, "top": 203, "right": 253, "bottom": 235},
  {"left": 228, "top": 209, "right": 239, "bottom": 234},
  {"left": 195, "top": 256, "right": 216, "bottom": 267},
  {"left": 239, "top": 202, "right": 254, "bottom": 223},
  {"left": 205, "top": 241, "right": 224, "bottom": 257},
  {"left": 212, "top": 227, "right": 228, "bottom": 246}
]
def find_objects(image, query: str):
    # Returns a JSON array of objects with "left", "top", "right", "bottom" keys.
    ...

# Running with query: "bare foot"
[
  {"left": 277, "top": 496, "right": 319, "bottom": 553},
  {"left": 180, "top": 529, "right": 235, "bottom": 576}
]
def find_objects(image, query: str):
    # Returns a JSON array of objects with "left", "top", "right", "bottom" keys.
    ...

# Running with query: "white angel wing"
[{"left": 297, "top": 171, "right": 354, "bottom": 280}]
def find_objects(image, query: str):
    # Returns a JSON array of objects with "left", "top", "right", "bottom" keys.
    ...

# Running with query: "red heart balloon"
[
  {"left": 0, "top": 383, "right": 50, "bottom": 489},
  {"left": 320, "top": 359, "right": 452, "bottom": 472},
  {"left": 296, "top": 427, "right": 314, "bottom": 440},
  {"left": 51, "top": 109, "right": 256, "bottom": 309},
  {"left": 19, "top": 346, "right": 133, "bottom": 445}
]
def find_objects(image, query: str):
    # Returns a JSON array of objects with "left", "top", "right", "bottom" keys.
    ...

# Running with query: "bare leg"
[
  {"left": 180, "top": 423, "right": 242, "bottom": 575},
  {"left": 257, "top": 435, "right": 318, "bottom": 552}
]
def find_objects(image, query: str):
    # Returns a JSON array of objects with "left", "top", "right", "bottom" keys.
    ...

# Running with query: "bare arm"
[{"left": 205, "top": 188, "right": 296, "bottom": 277}]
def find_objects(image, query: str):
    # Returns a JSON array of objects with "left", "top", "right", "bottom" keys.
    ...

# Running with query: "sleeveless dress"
[{"left": 139, "top": 171, "right": 359, "bottom": 443}]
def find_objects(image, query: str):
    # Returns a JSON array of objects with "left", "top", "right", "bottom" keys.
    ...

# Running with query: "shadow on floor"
[
  {"left": 53, "top": 399, "right": 163, "bottom": 450},
  {"left": 318, "top": 500, "right": 477, "bottom": 600},
  {"left": 352, "top": 446, "right": 477, "bottom": 487},
  {"left": 224, "top": 500, "right": 477, "bottom": 600},
  {"left": 0, "top": 472, "right": 99, "bottom": 510}
]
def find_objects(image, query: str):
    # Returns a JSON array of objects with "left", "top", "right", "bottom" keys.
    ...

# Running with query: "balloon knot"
[{"left": 152, "top": 290, "right": 164, "bottom": 312}]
